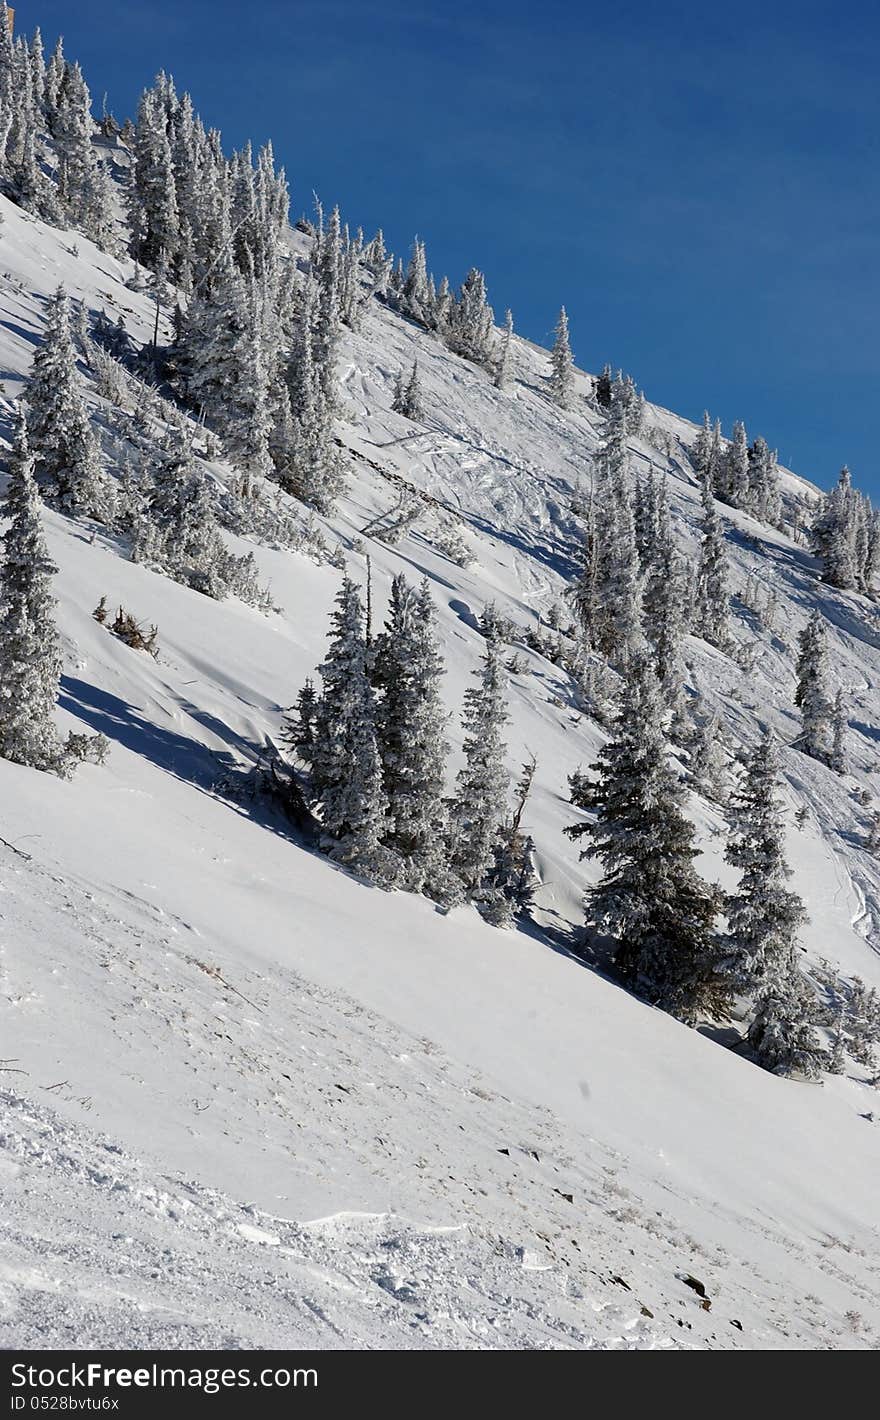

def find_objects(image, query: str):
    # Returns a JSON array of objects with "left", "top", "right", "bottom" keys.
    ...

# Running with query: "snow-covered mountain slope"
[{"left": 1, "top": 192, "right": 879, "bottom": 1349}]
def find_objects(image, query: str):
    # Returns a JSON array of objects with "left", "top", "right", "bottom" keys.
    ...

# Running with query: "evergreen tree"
[
  {"left": 0, "top": 415, "right": 65, "bottom": 773},
  {"left": 830, "top": 688, "right": 848, "bottom": 774},
  {"left": 489, "top": 754, "right": 539, "bottom": 925},
  {"left": 54, "top": 60, "right": 114, "bottom": 248},
  {"left": 809, "top": 466, "right": 878, "bottom": 592},
  {"left": 718, "top": 419, "right": 749, "bottom": 508},
  {"left": 549, "top": 306, "right": 574, "bottom": 408},
  {"left": 135, "top": 431, "right": 262, "bottom": 604},
  {"left": 494, "top": 308, "right": 514, "bottom": 391},
  {"left": 594, "top": 362, "right": 613, "bottom": 409},
  {"left": 24, "top": 287, "right": 108, "bottom": 517},
  {"left": 448, "top": 639, "right": 509, "bottom": 904},
  {"left": 694, "top": 470, "right": 730, "bottom": 650},
  {"left": 391, "top": 361, "right": 424, "bottom": 420},
  {"left": 720, "top": 731, "right": 806, "bottom": 1003},
  {"left": 691, "top": 411, "right": 714, "bottom": 481},
  {"left": 748, "top": 970, "right": 824, "bottom": 1078},
  {"left": 445, "top": 268, "right": 494, "bottom": 366},
  {"left": 794, "top": 611, "right": 832, "bottom": 762},
  {"left": 748, "top": 435, "right": 782, "bottom": 526},
  {"left": 311, "top": 578, "right": 393, "bottom": 881},
  {"left": 402, "top": 236, "right": 430, "bottom": 322},
  {"left": 642, "top": 477, "right": 686, "bottom": 718},
  {"left": 567, "top": 654, "right": 721, "bottom": 1019},
  {"left": 373, "top": 576, "right": 451, "bottom": 895},
  {"left": 590, "top": 401, "right": 644, "bottom": 668},
  {"left": 128, "top": 81, "right": 180, "bottom": 271},
  {"left": 690, "top": 704, "right": 728, "bottom": 801},
  {"left": 280, "top": 278, "right": 344, "bottom": 511},
  {"left": 283, "top": 677, "right": 318, "bottom": 768}
]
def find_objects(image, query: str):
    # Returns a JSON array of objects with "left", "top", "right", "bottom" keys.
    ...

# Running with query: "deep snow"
[{"left": 1, "top": 191, "right": 879, "bottom": 1349}]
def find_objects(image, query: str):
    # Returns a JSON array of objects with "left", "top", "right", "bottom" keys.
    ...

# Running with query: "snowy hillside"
[{"left": 1, "top": 78, "right": 880, "bottom": 1347}]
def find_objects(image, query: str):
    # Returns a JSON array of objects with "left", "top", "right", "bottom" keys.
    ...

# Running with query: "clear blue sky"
[{"left": 25, "top": 0, "right": 880, "bottom": 494}]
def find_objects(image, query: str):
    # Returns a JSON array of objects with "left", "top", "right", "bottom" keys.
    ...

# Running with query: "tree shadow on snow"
[
  {"left": 59, "top": 675, "right": 308, "bottom": 846},
  {"left": 60, "top": 675, "right": 242, "bottom": 792}
]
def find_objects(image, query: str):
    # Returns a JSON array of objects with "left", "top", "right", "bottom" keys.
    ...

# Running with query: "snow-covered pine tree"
[
  {"left": 448, "top": 638, "right": 509, "bottom": 910},
  {"left": 694, "top": 469, "right": 730, "bottom": 651},
  {"left": 748, "top": 435, "right": 782, "bottom": 527},
  {"left": 566, "top": 653, "right": 721, "bottom": 1019},
  {"left": 717, "top": 419, "right": 749, "bottom": 509},
  {"left": 402, "top": 237, "right": 430, "bottom": 323},
  {"left": 794, "top": 610, "right": 832, "bottom": 762},
  {"left": 748, "top": 969, "right": 824, "bottom": 1079},
  {"left": 278, "top": 278, "right": 344, "bottom": 512},
  {"left": 594, "top": 362, "right": 612, "bottom": 409},
  {"left": 391, "top": 361, "right": 424, "bottom": 420},
  {"left": 489, "top": 753, "right": 539, "bottom": 925},
  {"left": 720, "top": 730, "right": 807, "bottom": 1006},
  {"left": 283, "top": 677, "right": 318, "bottom": 769},
  {"left": 24, "top": 287, "right": 109, "bottom": 518},
  {"left": 311, "top": 578, "right": 394, "bottom": 883},
  {"left": 53, "top": 59, "right": 115, "bottom": 249},
  {"left": 691, "top": 411, "right": 714, "bottom": 482},
  {"left": 641, "top": 476, "right": 686, "bottom": 724},
  {"left": 136, "top": 431, "right": 262, "bottom": 604},
  {"left": 828, "top": 1005, "right": 847, "bottom": 1075},
  {"left": 445, "top": 268, "right": 494, "bottom": 367},
  {"left": 311, "top": 201, "right": 342, "bottom": 407},
  {"left": 689, "top": 704, "right": 728, "bottom": 802},
  {"left": 609, "top": 370, "right": 644, "bottom": 434},
  {"left": 0, "top": 415, "right": 65, "bottom": 773},
  {"left": 811, "top": 468, "right": 857, "bottom": 590},
  {"left": 549, "top": 306, "right": 574, "bottom": 409},
  {"left": 128, "top": 81, "right": 180, "bottom": 272},
  {"left": 372, "top": 575, "right": 451, "bottom": 896},
  {"left": 830, "top": 688, "right": 848, "bottom": 774},
  {"left": 494, "top": 308, "right": 514, "bottom": 391},
  {"left": 590, "top": 400, "right": 644, "bottom": 669}
]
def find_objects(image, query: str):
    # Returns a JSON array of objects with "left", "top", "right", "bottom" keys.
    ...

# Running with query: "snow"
[{"left": 1, "top": 191, "right": 880, "bottom": 1349}]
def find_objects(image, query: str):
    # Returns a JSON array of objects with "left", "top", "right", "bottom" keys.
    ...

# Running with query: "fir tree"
[
  {"left": 0, "top": 415, "right": 65, "bottom": 773},
  {"left": 748, "top": 969, "right": 824, "bottom": 1079},
  {"left": 311, "top": 578, "right": 393, "bottom": 882},
  {"left": 827, "top": 688, "right": 847, "bottom": 774},
  {"left": 718, "top": 419, "right": 749, "bottom": 508},
  {"left": 694, "top": 470, "right": 730, "bottom": 651},
  {"left": 489, "top": 754, "right": 539, "bottom": 925},
  {"left": 594, "top": 363, "right": 612, "bottom": 409},
  {"left": 283, "top": 678, "right": 318, "bottom": 768},
  {"left": 794, "top": 611, "right": 832, "bottom": 762},
  {"left": 720, "top": 730, "right": 807, "bottom": 1003},
  {"left": 279, "top": 278, "right": 344, "bottom": 512},
  {"left": 748, "top": 435, "right": 782, "bottom": 526},
  {"left": 549, "top": 306, "right": 574, "bottom": 408},
  {"left": 402, "top": 236, "right": 430, "bottom": 322},
  {"left": 373, "top": 576, "right": 451, "bottom": 895},
  {"left": 642, "top": 477, "right": 686, "bottom": 721},
  {"left": 391, "top": 361, "right": 424, "bottom": 420},
  {"left": 494, "top": 308, "right": 514, "bottom": 391},
  {"left": 445, "top": 268, "right": 494, "bottom": 366},
  {"left": 812, "top": 468, "right": 857, "bottom": 591},
  {"left": 24, "top": 287, "right": 108, "bottom": 517},
  {"left": 690, "top": 705, "right": 728, "bottom": 802},
  {"left": 567, "top": 654, "right": 721, "bottom": 1019},
  {"left": 449, "top": 639, "right": 509, "bottom": 904},
  {"left": 590, "top": 401, "right": 644, "bottom": 668}
]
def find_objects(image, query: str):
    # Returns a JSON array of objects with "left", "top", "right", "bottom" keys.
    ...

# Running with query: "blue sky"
[{"left": 27, "top": 0, "right": 880, "bottom": 493}]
